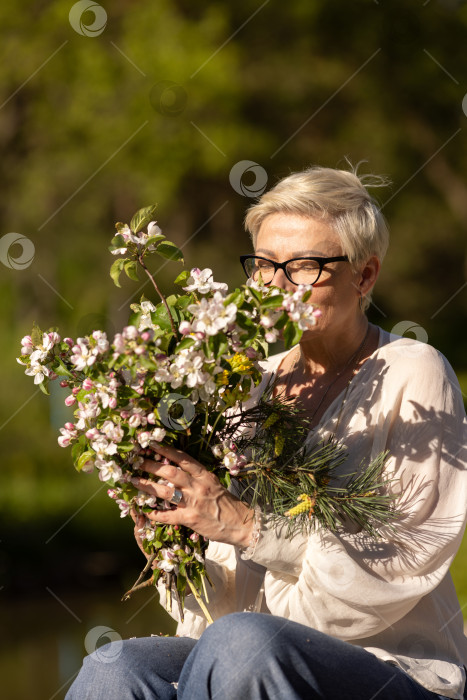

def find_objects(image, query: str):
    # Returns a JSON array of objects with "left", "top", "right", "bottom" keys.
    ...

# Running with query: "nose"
[{"left": 270, "top": 266, "right": 291, "bottom": 290}]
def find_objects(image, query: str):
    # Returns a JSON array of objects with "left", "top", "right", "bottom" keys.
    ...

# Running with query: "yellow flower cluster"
[
  {"left": 228, "top": 353, "right": 254, "bottom": 375},
  {"left": 284, "top": 494, "right": 316, "bottom": 518}
]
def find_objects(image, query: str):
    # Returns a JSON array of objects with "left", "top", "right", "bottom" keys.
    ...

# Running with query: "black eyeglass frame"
[{"left": 239, "top": 254, "right": 350, "bottom": 286}]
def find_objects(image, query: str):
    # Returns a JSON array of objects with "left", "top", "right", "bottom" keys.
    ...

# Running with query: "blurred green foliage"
[{"left": 1, "top": 0, "right": 467, "bottom": 620}]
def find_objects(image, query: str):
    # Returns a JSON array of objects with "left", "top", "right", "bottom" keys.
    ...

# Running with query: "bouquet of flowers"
[{"left": 18, "top": 206, "right": 395, "bottom": 622}]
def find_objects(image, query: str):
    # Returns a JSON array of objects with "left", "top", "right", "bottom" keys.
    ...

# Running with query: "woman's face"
[{"left": 255, "top": 213, "right": 374, "bottom": 338}]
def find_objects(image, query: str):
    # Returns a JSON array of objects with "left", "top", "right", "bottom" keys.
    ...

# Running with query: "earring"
[{"left": 359, "top": 293, "right": 364, "bottom": 312}]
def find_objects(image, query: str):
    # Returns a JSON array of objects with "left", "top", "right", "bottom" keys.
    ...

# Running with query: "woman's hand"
[{"left": 130, "top": 444, "right": 254, "bottom": 548}]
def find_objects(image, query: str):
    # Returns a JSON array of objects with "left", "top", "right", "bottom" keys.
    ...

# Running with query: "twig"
[
  {"left": 138, "top": 254, "right": 178, "bottom": 336},
  {"left": 121, "top": 576, "right": 154, "bottom": 601},
  {"left": 186, "top": 577, "right": 213, "bottom": 624}
]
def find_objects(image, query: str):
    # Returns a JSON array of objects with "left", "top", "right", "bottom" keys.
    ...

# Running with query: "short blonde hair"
[{"left": 244, "top": 165, "right": 390, "bottom": 311}]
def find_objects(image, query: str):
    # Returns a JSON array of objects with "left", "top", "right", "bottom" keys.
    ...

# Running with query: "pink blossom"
[
  {"left": 116, "top": 499, "right": 131, "bottom": 517},
  {"left": 20, "top": 335, "right": 34, "bottom": 355},
  {"left": 48, "top": 332, "right": 61, "bottom": 345},
  {"left": 82, "top": 378, "right": 93, "bottom": 390},
  {"left": 65, "top": 395, "right": 76, "bottom": 407},
  {"left": 85, "top": 428, "right": 101, "bottom": 440}
]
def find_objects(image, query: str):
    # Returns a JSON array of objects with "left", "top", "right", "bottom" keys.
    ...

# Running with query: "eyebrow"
[{"left": 255, "top": 248, "right": 327, "bottom": 258}]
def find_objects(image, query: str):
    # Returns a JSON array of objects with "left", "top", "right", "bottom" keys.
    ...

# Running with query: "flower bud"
[
  {"left": 64, "top": 337, "right": 74, "bottom": 347},
  {"left": 108, "top": 396, "right": 117, "bottom": 409},
  {"left": 64, "top": 422, "right": 75, "bottom": 430},
  {"left": 59, "top": 380, "right": 69, "bottom": 388},
  {"left": 72, "top": 387, "right": 80, "bottom": 395},
  {"left": 65, "top": 395, "right": 76, "bottom": 407},
  {"left": 82, "top": 378, "right": 93, "bottom": 390}
]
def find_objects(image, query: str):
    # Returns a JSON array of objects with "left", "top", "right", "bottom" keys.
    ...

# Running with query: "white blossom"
[
  {"left": 25, "top": 363, "right": 50, "bottom": 384},
  {"left": 97, "top": 460, "right": 123, "bottom": 482},
  {"left": 188, "top": 292, "right": 237, "bottom": 336},
  {"left": 183, "top": 268, "right": 228, "bottom": 295}
]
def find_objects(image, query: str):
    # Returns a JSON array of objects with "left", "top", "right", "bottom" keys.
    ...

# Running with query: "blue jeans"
[{"left": 66, "top": 612, "right": 457, "bottom": 699}]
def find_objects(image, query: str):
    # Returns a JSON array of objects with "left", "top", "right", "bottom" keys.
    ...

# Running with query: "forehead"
[{"left": 255, "top": 213, "right": 342, "bottom": 257}]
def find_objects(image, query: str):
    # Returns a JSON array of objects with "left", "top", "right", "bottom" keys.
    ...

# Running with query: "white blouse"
[{"left": 159, "top": 328, "right": 467, "bottom": 700}]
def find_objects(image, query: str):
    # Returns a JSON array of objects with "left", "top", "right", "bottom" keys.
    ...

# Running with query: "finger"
[
  {"left": 131, "top": 476, "right": 176, "bottom": 502},
  {"left": 146, "top": 508, "right": 186, "bottom": 526},
  {"left": 139, "top": 459, "right": 190, "bottom": 486},
  {"left": 151, "top": 444, "right": 205, "bottom": 477}
]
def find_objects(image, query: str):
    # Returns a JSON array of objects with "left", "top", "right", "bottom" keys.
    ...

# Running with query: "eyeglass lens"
[{"left": 245, "top": 257, "right": 322, "bottom": 285}]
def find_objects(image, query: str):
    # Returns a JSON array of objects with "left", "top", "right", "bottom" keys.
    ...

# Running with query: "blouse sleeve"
[{"left": 247, "top": 343, "right": 467, "bottom": 640}]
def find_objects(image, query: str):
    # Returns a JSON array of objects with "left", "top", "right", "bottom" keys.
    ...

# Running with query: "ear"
[{"left": 356, "top": 256, "right": 381, "bottom": 297}]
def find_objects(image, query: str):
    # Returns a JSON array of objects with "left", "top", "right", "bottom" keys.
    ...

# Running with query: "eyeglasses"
[{"left": 239, "top": 254, "right": 349, "bottom": 286}]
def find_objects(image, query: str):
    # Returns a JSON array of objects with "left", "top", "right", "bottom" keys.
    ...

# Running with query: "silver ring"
[{"left": 169, "top": 488, "right": 183, "bottom": 505}]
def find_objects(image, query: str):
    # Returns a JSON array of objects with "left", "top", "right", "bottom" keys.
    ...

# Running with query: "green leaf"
[
  {"left": 38, "top": 379, "right": 50, "bottom": 395},
  {"left": 130, "top": 205, "right": 158, "bottom": 234},
  {"left": 128, "top": 310, "right": 142, "bottom": 328},
  {"left": 156, "top": 241, "right": 184, "bottom": 262},
  {"left": 124, "top": 260, "right": 139, "bottom": 282},
  {"left": 118, "top": 441, "right": 135, "bottom": 452},
  {"left": 109, "top": 234, "right": 126, "bottom": 249},
  {"left": 31, "top": 322, "right": 43, "bottom": 345},
  {"left": 54, "top": 357, "right": 75, "bottom": 379},
  {"left": 71, "top": 439, "right": 85, "bottom": 465},
  {"left": 152, "top": 306, "right": 175, "bottom": 332},
  {"left": 174, "top": 270, "right": 190, "bottom": 286},
  {"left": 260, "top": 294, "right": 284, "bottom": 309},
  {"left": 283, "top": 322, "right": 302, "bottom": 349},
  {"left": 76, "top": 451, "right": 95, "bottom": 472},
  {"left": 174, "top": 336, "right": 196, "bottom": 353},
  {"left": 175, "top": 294, "right": 192, "bottom": 311},
  {"left": 145, "top": 234, "right": 165, "bottom": 247},
  {"left": 110, "top": 258, "right": 128, "bottom": 288}
]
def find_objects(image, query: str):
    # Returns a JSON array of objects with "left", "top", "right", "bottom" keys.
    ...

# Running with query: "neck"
[{"left": 297, "top": 317, "right": 371, "bottom": 376}]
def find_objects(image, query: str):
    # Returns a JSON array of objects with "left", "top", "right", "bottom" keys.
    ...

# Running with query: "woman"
[{"left": 67, "top": 166, "right": 467, "bottom": 699}]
